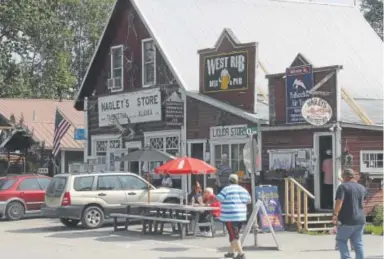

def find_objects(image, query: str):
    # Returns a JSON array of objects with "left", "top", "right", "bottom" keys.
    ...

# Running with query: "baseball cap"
[
  {"left": 229, "top": 174, "right": 238, "bottom": 183},
  {"left": 342, "top": 168, "right": 355, "bottom": 178}
]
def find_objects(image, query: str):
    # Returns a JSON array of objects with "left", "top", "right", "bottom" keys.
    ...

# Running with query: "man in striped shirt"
[{"left": 216, "top": 174, "right": 251, "bottom": 259}]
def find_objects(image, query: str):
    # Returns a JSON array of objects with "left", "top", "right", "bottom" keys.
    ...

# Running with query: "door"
[
  {"left": 17, "top": 177, "right": 45, "bottom": 211},
  {"left": 119, "top": 174, "right": 152, "bottom": 202},
  {"left": 108, "top": 149, "right": 126, "bottom": 172},
  {"left": 313, "top": 132, "right": 335, "bottom": 210},
  {"left": 95, "top": 175, "right": 128, "bottom": 215}
]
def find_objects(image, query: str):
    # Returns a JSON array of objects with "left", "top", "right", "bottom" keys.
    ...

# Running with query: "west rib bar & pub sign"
[
  {"left": 203, "top": 51, "right": 248, "bottom": 93},
  {"left": 198, "top": 28, "right": 257, "bottom": 113}
]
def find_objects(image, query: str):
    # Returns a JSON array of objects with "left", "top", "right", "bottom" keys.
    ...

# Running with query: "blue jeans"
[{"left": 336, "top": 224, "right": 365, "bottom": 259}]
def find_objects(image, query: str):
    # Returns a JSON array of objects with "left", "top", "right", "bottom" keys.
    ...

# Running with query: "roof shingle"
[{"left": 0, "top": 99, "right": 84, "bottom": 150}]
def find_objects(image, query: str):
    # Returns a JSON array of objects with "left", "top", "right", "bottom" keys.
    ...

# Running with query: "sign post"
[{"left": 242, "top": 123, "right": 280, "bottom": 250}]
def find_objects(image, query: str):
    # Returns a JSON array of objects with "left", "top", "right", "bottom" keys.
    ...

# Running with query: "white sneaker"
[{"left": 201, "top": 231, "right": 212, "bottom": 237}]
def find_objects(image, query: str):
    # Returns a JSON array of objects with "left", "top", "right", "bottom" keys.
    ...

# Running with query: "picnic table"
[{"left": 110, "top": 202, "right": 220, "bottom": 239}]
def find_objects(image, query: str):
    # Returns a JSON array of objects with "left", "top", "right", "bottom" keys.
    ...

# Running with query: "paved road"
[{"left": 0, "top": 218, "right": 382, "bottom": 259}]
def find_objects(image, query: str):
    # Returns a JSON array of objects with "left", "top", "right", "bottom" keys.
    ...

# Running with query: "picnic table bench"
[{"left": 110, "top": 202, "right": 221, "bottom": 239}]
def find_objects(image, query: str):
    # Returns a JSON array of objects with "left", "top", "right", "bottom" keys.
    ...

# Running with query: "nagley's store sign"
[
  {"left": 204, "top": 51, "right": 248, "bottom": 93},
  {"left": 98, "top": 88, "right": 161, "bottom": 127},
  {"left": 210, "top": 124, "right": 249, "bottom": 141}
]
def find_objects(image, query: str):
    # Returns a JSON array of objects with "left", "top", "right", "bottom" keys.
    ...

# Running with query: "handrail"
[
  {"left": 286, "top": 177, "right": 315, "bottom": 200},
  {"left": 284, "top": 177, "right": 315, "bottom": 232}
]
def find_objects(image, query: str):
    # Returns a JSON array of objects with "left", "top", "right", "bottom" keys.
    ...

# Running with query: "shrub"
[{"left": 372, "top": 204, "right": 383, "bottom": 226}]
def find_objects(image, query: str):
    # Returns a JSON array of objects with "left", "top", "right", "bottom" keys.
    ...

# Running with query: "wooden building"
[{"left": 74, "top": 0, "right": 382, "bottom": 210}]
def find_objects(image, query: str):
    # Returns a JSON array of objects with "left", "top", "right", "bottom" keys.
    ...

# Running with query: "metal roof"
[
  {"left": 0, "top": 99, "right": 84, "bottom": 150},
  {"left": 133, "top": 0, "right": 382, "bottom": 99}
]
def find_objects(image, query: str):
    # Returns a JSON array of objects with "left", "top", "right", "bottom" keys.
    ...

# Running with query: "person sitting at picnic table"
[
  {"left": 196, "top": 187, "right": 221, "bottom": 237},
  {"left": 160, "top": 173, "right": 173, "bottom": 188},
  {"left": 188, "top": 181, "right": 204, "bottom": 205}
]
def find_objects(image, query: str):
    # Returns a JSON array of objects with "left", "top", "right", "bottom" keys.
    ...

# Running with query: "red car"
[{"left": 0, "top": 174, "right": 51, "bottom": 220}]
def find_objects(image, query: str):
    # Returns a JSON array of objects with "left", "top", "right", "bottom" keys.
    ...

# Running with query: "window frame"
[
  {"left": 17, "top": 178, "right": 42, "bottom": 191},
  {"left": 96, "top": 175, "right": 123, "bottom": 191},
  {"left": 360, "top": 150, "right": 383, "bottom": 174},
  {"left": 73, "top": 176, "right": 95, "bottom": 192},
  {"left": 118, "top": 174, "right": 149, "bottom": 191},
  {"left": 141, "top": 38, "right": 156, "bottom": 87},
  {"left": 109, "top": 45, "right": 124, "bottom": 93}
]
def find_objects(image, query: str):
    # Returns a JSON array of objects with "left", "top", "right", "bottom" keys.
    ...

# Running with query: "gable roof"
[
  {"left": 133, "top": 0, "right": 382, "bottom": 99},
  {"left": 76, "top": 0, "right": 382, "bottom": 126},
  {"left": 0, "top": 99, "right": 84, "bottom": 150}
]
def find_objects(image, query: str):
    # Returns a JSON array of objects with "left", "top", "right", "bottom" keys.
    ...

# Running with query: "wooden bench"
[{"left": 110, "top": 213, "right": 190, "bottom": 239}]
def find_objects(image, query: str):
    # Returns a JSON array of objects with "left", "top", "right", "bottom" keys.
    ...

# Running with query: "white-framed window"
[
  {"left": 360, "top": 150, "right": 383, "bottom": 174},
  {"left": 108, "top": 45, "right": 124, "bottom": 92},
  {"left": 211, "top": 141, "right": 247, "bottom": 177},
  {"left": 91, "top": 135, "right": 121, "bottom": 171},
  {"left": 144, "top": 130, "right": 181, "bottom": 179},
  {"left": 141, "top": 38, "right": 156, "bottom": 87}
]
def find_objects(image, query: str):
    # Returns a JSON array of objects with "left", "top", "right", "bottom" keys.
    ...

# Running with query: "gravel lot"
[{"left": 0, "top": 217, "right": 382, "bottom": 259}]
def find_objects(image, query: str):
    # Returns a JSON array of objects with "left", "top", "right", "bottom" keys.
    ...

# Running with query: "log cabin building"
[{"left": 74, "top": 0, "right": 382, "bottom": 227}]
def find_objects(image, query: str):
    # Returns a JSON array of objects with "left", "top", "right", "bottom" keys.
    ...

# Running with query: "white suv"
[{"left": 41, "top": 172, "right": 184, "bottom": 229}]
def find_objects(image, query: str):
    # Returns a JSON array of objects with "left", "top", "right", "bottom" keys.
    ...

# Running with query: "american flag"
[{"left": 52, "top": 108, "right": 71, "bottom": 157}]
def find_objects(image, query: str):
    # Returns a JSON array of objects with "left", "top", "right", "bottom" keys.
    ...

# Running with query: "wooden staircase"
[{"left": 284, "top": 177, "right": 333, "bottom": 233}]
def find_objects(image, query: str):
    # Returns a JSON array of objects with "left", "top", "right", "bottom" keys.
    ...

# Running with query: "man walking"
[
  {"left": 216, "top": 174, "right": 251, "bottom": 259},
  {"left": 333, "top": 168, "right": 367, "bottom": 259},
  {"left": 215, "top": 154, "right": 233, "bottom": 193}
]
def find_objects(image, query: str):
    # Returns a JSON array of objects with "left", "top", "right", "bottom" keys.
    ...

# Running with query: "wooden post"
[
  {"left": 296, "top": 188, "right": 301, "bottom": 231},
  {"left": 284, "top": 179, "right": 289, "bottom": 224},
  {"left": 304, "top": 195, "right": 308, "bottom": 231},
  {"left": 289, "top": 181, "right": 294, "bottom": 224}
]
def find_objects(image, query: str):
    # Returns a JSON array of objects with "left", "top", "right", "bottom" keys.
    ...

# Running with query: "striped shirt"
[{"left": 216, "top": 184, "right": 251, "bottom": 222}]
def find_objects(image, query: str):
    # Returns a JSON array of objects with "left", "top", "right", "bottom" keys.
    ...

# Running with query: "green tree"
[
  {"left": 0, "top": 0, "right": 114, "bottom": 99},
  {"left": 361, "top": 0, "right": 383, "bottom": 40}
]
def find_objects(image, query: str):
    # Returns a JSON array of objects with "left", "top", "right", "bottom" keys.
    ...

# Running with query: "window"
[
  {"left": 142, "top": 39, "right": 156, "bottom": 87},
  {"left": 360, "top": 150, "right": 383, "bottom": 174},
  {"left": 74, "top": 176, "right": 94, "bottom": 191},
  {"left": 119, "top": 175, "right": 147, "bottom": 190},
  {"left": 92, "top": 136, "right": 122, "bottom": 171},
  {"left": 212, "top": 143, "right": 247, "bottom": 177},
  {"left": 17, "top": 178, "right": 41, "bottom": 191},
  {"left": 231, "top": 143, "right": 246, "bottom": 172},
  {"left": 215, "top": 144, "right": 229, "bottom": 167},
  {"left": 95, "top": 140, "right": 108, "bottom": 157},
  {"left": 96, "top": 175, "right": 122, "bottom": 191},
  {"left": 37, "top": 178, "right": 51, "bottom": 190},
  {"left": 144, "top": 130, "right": 180, "bottom": 178},
  {"left": 108, "top": 45, "right": 124, "bottom": 92},
  {"left": 0, "top": 179, "right": 15, "bottom": 190},
  {"left": 46, "top": 177, "right": 67, "bottom": 197}
]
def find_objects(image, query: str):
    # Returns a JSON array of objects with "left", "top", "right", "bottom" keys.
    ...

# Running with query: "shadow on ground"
[
  {"left": 159, "top": 257, "right": 218, "bottom": 259},
  {"left": 216, "top": 246, "right": 279, "bottom": 252}
]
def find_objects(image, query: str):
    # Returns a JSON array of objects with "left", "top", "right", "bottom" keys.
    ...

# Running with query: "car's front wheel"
[
  {"left": 60, "top": 218, "right": 80, "bottom": 227},
  {"left": 5, "top": 201, "right": 25, "bottom": 221},
  {"left": 81, "top": 206, "right": 104, "bottom": 229}
]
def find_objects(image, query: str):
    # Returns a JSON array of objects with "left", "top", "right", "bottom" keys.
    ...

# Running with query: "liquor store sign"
[
  {"left": 203, "top": 51, "right": 249, "bottom": 93},
  {"left": 98, "top": 88, "right": 161, "bottom": 127},
  {"left": 210, "top": 124, "right": 248, "bottom": 141}
]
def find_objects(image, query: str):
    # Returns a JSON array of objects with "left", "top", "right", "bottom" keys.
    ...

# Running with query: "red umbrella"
[{"left": 154, "top": 156, "right": 217, "bottom": 175}]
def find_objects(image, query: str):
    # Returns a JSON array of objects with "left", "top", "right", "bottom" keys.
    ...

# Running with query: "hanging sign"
[
  {"left": 203, "top": 51, "right": 249, "bottom": 93},
  {"left": 286, "top": 65, "right": 314, "bottom": 124},
  {"left": 301, "top": 97, "right": 332, "bottom": 126},
  {"left": 165, "top": 92, "right": 184, "bottom": 126},
  {"left": 255, "top": 185, "right": 284, "bottom": 232},
  {"left": 98, "top": 88, "right": 161, "bottom": 127}
]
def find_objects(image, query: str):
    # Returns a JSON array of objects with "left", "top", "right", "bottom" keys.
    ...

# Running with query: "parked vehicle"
[
  {"left": 41, "top": 172, "right": 184, "bottom": 229},
  {"left": 0, "top": 174, "right": 52, "bottom": 220}
]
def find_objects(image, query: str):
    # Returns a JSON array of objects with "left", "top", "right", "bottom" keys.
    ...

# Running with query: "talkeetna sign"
[
  {"left": 198, "top": 28, "right": 257, "bottom": 113},
  {"left": 285, "top": 65, "right": 314, "bottom": 124},
  {"left": 98, "top": 88, "right": 161, "bottom": 127},
  {"left": 204, "top": 51, "right": 248, "bottom": 93}
]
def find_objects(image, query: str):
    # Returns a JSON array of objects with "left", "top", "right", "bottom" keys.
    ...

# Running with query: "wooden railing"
[{"left": 284, "top": 177, "right": 315, "bottom": 231}]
